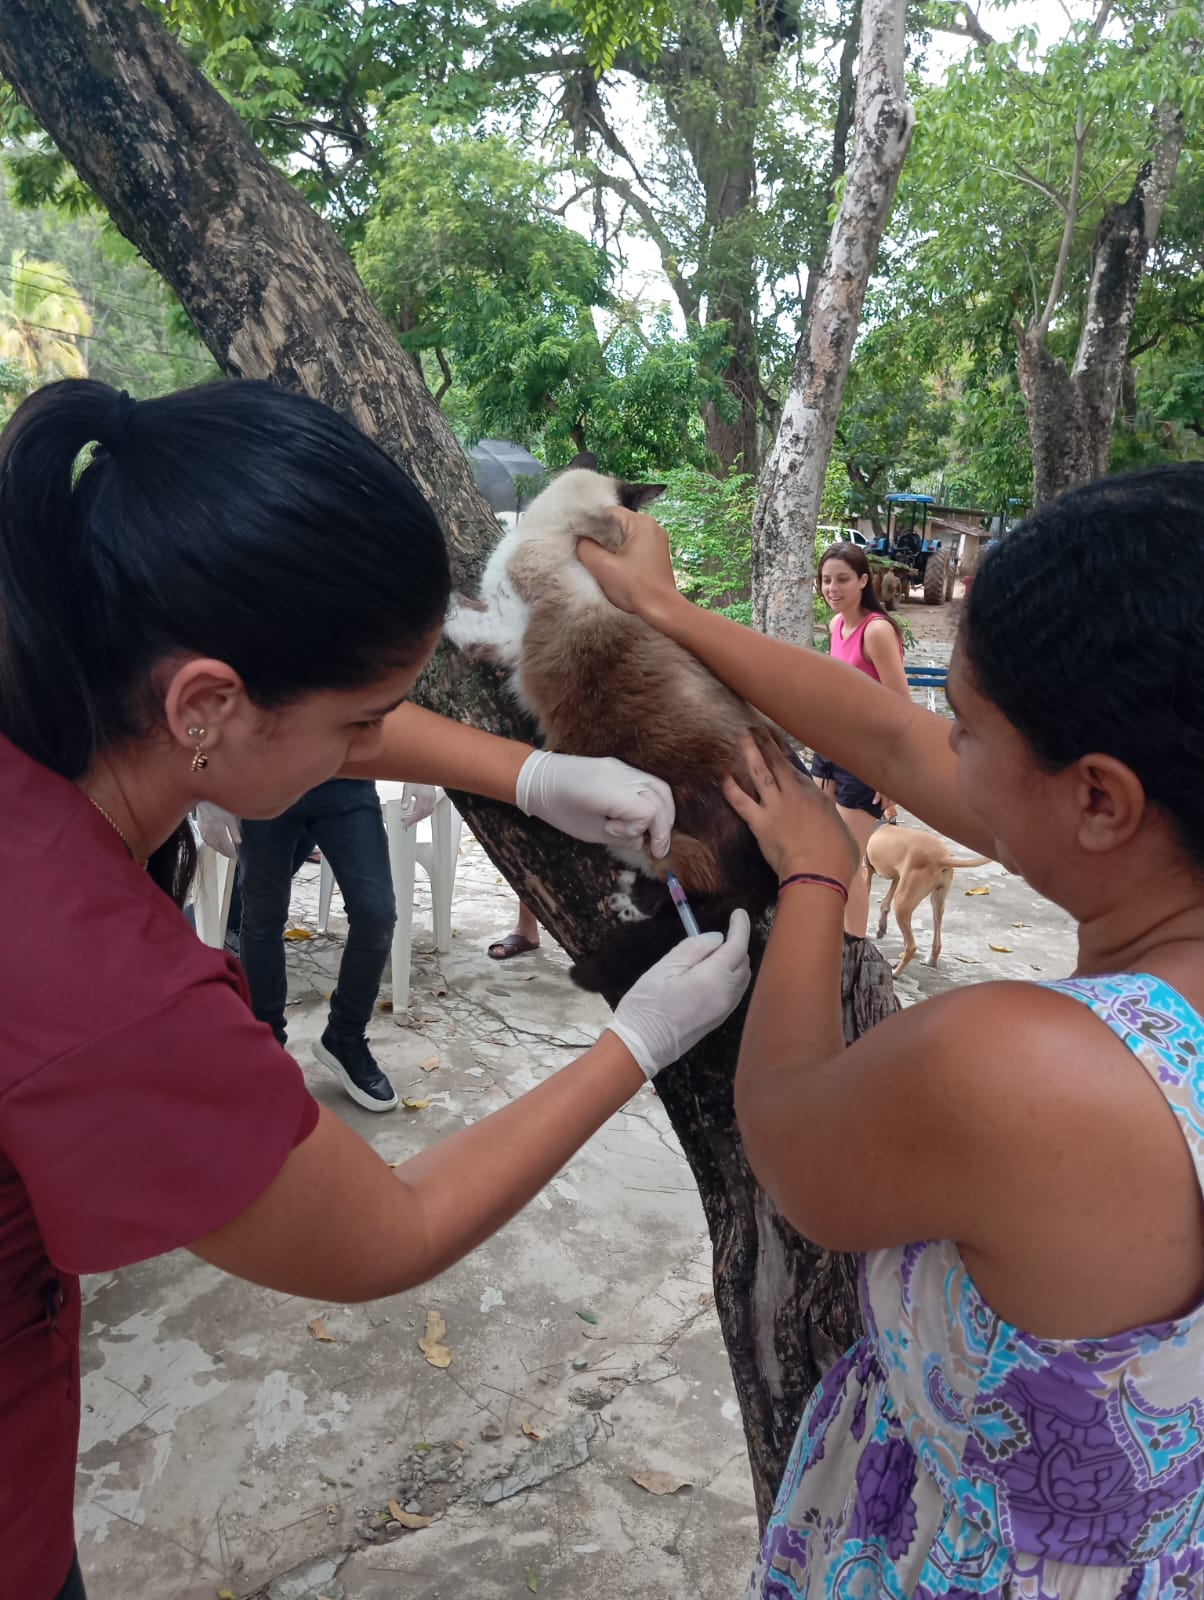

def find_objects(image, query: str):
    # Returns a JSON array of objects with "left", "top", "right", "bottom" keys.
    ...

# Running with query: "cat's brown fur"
[{"left": 444, "top": 460, "right": 791, "bottom": 993}]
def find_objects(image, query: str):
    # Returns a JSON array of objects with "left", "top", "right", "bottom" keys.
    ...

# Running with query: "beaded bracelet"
[{"left": 778, "top": 871, "right": 849, "bottom": 904}]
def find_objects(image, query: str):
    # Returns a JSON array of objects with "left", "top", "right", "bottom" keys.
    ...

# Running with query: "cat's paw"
[{"left": 443, "top": 593, "right": 487, "bottom": 649}]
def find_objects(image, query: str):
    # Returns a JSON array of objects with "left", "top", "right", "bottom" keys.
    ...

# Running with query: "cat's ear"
[
  {"left": 616, "top": 481, "right": 667, "bottom": 512},
  {"left": 566, "top": 451, "right": 599, "bottom": 471}
]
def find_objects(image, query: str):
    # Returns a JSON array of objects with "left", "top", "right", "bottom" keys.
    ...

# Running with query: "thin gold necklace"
[{"left": 87, "top": 795, "right": 149, "bottom": 869}]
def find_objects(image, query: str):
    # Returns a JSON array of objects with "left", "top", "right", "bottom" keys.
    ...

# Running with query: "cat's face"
[{"left": 564, "top": 452, "right": 666, "bottom": 514}]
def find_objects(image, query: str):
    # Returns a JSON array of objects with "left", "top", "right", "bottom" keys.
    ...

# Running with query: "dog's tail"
[
  {"left": 948, "top": 854, "right": 993, "bottom": 869},
  {"left": 569, "top": 874, "right": 776, "bottom": 999}
]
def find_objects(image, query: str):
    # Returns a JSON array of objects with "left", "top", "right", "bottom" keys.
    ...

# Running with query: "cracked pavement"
[{"left": 75, "top": 837, "right": 760, "bottom": 1599}]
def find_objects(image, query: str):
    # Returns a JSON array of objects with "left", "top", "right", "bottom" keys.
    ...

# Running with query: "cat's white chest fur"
[
  {"left": 442, "top": 529, "right": 536, "bottom": 711},
  {"left": 443, "top": 467, "right": 627, "bottom": 720}
]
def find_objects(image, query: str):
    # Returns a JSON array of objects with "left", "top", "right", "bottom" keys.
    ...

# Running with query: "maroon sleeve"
[{"left": 1, "top": 974, "right": 320, "bottom": 1274}]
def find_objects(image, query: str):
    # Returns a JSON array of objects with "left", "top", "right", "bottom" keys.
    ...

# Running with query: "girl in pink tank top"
[{"left": 814, "top": 543, "right": 910, "bottom": 936}]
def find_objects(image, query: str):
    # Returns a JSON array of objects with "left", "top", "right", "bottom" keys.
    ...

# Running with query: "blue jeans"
[
  {"left": 238, "top": 779, "right": 395, "bottom": 1043},
  {"left": 224, "top": 832, "right": 314, "bottom": 950}
]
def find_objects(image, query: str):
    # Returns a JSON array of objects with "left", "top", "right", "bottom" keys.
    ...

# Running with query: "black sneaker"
[{"left": 314, "top": 1028, "right": 398, "bottom": 1113}]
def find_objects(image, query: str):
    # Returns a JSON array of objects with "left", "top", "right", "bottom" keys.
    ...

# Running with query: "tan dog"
[{"left": 866, "top": 824, "right": 991, "bottom": 975}]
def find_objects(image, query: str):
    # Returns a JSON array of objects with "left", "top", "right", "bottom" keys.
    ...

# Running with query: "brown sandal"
[{"left": 487, "top": 933, "right": 539, "bottom": 961}]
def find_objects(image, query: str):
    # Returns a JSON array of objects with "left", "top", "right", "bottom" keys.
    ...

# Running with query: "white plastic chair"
[
  {"left": 318, "top": 783, "right": 462, "bottom": 1016},
  {"left": 190, "top": 839, "right": 236, "bottom": 949}
]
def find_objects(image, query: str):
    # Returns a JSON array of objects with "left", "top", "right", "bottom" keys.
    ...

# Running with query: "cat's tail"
[{"left": 568, "top": 875, "right": 776, "bottom": 999}]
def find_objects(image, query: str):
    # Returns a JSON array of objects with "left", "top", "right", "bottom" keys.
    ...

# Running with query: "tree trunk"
[
  {"left": 657, "top": 23, "right": 769, "bottom": 476},
  {"left": 0, "top": 0, "right": 896, "bottom": 1521},
  {"left": 1017, "top": 104, "right": 1184, "bottom": 507},
  {"left": 751, "top": 0, "right": 913, "bottom": 645},
  {"left": 802, "top": 0, "right": 862, "bottom": 322},
  {"left": 844, "top": 457, "right": 886, "bottom": 540}
]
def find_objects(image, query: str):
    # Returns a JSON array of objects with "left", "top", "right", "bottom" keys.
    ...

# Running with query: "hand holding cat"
[
  {"left": 515, "top": 749, "right": 675, "bottom": 859},
  {"left": 606, "top": 910, "right": 752, "bottom": 1078},
  {"left": 577, "top": 508, "right": 680, "bottom": 624},
  {"left": 723, "top": 736, "right": 862, "bottom": 887}
]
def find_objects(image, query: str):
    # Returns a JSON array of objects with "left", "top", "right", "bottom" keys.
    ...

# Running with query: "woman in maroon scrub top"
[{"left": 0, "top": 379, "right": 751, "bottom": 1600}]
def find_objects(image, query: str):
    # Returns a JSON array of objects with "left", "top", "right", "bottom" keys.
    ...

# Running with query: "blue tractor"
[{"left": 869, "top": 493, "right": 954, "bottom": 606}]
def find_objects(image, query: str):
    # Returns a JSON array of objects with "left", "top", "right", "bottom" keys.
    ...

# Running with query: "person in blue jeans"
[{"left": 238, "top": 778, "right": 397, "bottom": 1112}]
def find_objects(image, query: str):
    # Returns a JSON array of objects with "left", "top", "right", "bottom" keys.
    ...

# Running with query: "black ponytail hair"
[
  {"left": 0, "top": 378, "right": 451, "bottom": 901},
  {"left": 817, "top": 540, "right": 904, "bottom": 642},
  {"left": 964, "top": 463, "right": 1204, "bottom": 870}
]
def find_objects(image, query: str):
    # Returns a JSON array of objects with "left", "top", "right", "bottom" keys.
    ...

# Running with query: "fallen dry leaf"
[
  {"left": 402, "top": 1097, "right": 429, "bottom": 1112},
  {"left": 521, "top": 1422, "right": 542, "bottom": 1440},
  {"left": 631, "top": 1470, "right": 693, "bottom": 1496},
  {"left": 387, "top": 1498, "right": 435, "bottom": 1530},
  {"left": 419, "top": 1310, "right": 452, "bottom": 1368},
  {"left": 1012, "top": 921, "right": 1028, "bottom": 928},
  {"left": 284, "top": 926, "right": 314, "bottom": 940},
  {"left": 988, "top": 944, "right": 1012, "bottom": 953},
  {"left": 218, "top": 1591, "right": 238, "bottom": 1600},
  {"left": 307, "top": 1315, "right": 336, "bottom": 1344},
  {"left": 964, "top": 886, "right": 989, "bottom": 897},
  {"left": 419, "top": 1056, "right": 439, "bottom": 1073},
  {"left": 954, "top": 955, "right": 981, "bottom": 964},
  {"left": 377, "top": 999, "right": 393, "bottom": 1013}
]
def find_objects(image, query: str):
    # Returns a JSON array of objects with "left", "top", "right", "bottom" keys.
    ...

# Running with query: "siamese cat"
[{"left": 444, "top": 457, "right": 789, "bottom": 994}]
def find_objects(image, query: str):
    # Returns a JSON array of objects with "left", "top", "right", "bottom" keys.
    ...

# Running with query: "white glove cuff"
[
  {"left": 603, "top": 1021, "right": 657, "bottom": 1081},
  {"left": 514, "top": 749, "right": 551, "bottom": 817}
]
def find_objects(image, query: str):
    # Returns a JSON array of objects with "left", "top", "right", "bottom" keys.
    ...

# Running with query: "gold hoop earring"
[{"left": 187, "top": 725, "right": 209, "bottom": 772}]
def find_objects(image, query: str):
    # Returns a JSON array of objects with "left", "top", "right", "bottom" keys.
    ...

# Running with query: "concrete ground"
[
  {"left": 75, "top": 596, "right": 1078, "bottom": 1600},
  {"left": 76, "top": 842, "right": 760, "bottom": 1600}
]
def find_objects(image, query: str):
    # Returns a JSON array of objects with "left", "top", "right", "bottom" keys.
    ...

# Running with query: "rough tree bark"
[
  {"left": 0, "top": 0, "right": 897, "bottom": 1522},
  {"left": 801, "top": 0, "right": 863, "bottom": 323},
  {"left": 751, "top": 0, "right": 913, "bottom": 646},
  {"left": 1016, "top": 104, "right": 1185, "bottom": 506}
]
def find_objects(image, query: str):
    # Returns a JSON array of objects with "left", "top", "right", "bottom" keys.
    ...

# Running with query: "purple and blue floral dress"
[{"left": 747, "top": 974, "right": 1204, "bottom": 1598}]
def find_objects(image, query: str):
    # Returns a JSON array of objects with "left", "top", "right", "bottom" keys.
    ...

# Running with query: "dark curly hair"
[{"left": 964, "top": 464, "right": 1204, "bottom": 868}]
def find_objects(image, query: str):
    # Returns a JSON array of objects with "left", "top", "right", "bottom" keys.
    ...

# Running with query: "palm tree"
[{"left": 0, "top": 252, "right": 92, "bottom": 381}]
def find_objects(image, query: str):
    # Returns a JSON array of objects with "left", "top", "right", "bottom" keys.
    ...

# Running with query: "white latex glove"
[
  {"left": 195, "top": 802, "right": 241, "bottom": 858},
  {"left": 401, "top": 783, "right": 438, "bottom": 830},
  {"left": 607, "top": 910, "right": 752, "bottom": 1079},
  {"left": 516, "top": 750, "right": 675, "bottom": 859}
]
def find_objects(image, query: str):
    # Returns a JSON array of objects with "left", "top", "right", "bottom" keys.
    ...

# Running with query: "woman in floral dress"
[{"left": 580, "top": 465, "right": 1204, "bottom": 1598}]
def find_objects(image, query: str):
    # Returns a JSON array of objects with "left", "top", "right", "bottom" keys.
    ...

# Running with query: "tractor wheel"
[{"left": 924, "top": 550, "right": 948, "bottom": 605}]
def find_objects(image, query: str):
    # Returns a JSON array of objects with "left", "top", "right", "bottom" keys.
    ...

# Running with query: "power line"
[
  {"left": 0, "top": 314, "right": 216, "bottom": 371},
  {"left": 0, "top": 251, "right": 188, "bottom": 320},
  {"left": 0, "top": 261, "right": 216, "bottom": 366}
]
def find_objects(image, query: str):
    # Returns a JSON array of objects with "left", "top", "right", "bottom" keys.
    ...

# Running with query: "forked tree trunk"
[
  {"left": 1017, "top": 104, "right": 1184, "bottom": 507},
  {"left": 0, "top": 0, "right": 897, "bottom": 1521},
  {"left": 751, "top": 0, "right": 913, "bottom": 645}
]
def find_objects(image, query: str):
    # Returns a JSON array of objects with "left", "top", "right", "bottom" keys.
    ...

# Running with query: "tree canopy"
[{"left": 1, "top": 0, "right": 1200, "bottom": 493}]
